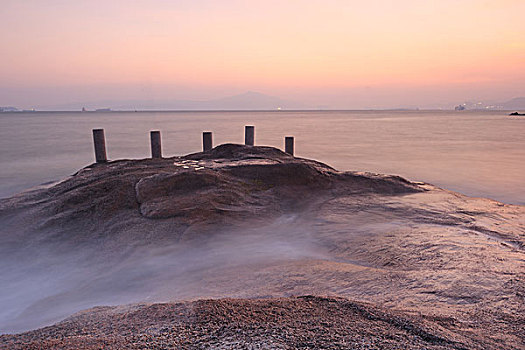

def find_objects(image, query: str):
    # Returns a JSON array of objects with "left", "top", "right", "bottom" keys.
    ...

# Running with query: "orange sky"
[{"left": 1, "top": 0, "right": 524, "bottom": 108}]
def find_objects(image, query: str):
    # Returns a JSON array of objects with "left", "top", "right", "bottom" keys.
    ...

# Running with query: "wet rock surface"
[
  {"left": 0, "top": 296, "right": 513, "bottom": 349},
  {"left": 0, "top": 144, "right": 420, "bottom": 230},
  {"left": 3, "top": 144, "right": 421, "bottom": 223},
  {"left": 0, "top": 144, "right": 524, "bottom": 348}
]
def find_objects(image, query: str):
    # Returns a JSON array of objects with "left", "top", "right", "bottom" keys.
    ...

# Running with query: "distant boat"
[
  {"left": 454, "top": 105, "right": 466, "bottom": 111},
  {"left": 509, "top": 111, "right": 524, "bottom": 116},
  {"left": 95, "top": 108, "right": 111, "bottom": 112}
]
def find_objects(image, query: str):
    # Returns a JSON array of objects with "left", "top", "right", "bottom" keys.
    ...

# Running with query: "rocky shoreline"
[
  {"left": 1, "top": 296, "right": 516, "bottom": 349},
  {"left": 1, "top": 144, "right": 523, "bottom": 348}
]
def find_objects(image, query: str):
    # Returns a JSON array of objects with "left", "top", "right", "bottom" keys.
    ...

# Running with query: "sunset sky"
[{"left": 1, "top": 0, "right": 524, "bottom": 109}]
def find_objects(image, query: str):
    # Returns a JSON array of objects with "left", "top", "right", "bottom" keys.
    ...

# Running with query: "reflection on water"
[{"left": 0, "top": 110, "right": 524, "bottom": 204}]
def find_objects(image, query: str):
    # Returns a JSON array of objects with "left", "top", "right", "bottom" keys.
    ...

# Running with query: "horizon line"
[{"left": 1, "top": 108, "right": 517, "bottom": 113}]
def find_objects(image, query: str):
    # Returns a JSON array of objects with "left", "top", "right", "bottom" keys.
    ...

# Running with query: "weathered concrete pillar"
[
  {"left": 203, "top": 131, "right": 213, "bottom": 152},
  {"left": 245, "top": 125, "right": 255, "bottom": 146},
  {"left": 92, "top": 129, "right": 107, "bottom": 163},
  {"left": 285, "top": 136, "right": 294, "bottom": 156},
  {"left": 150, "top": 131, "right": 162, "bottom": 159}
]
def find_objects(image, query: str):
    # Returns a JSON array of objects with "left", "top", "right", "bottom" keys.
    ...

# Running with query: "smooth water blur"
[{"left": 0, "top": 110, "right": 524, "bottom": 204}]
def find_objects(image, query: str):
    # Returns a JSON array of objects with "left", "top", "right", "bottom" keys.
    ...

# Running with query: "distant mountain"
[
  {"left": 208, "top": 91, "right": 298, "bottom": 110},
  {"left": 500, "top": 97, "right": 525, "bottom": 110},
  {"left": 37, "top": 91, "right": 307, "bottom": 111}
]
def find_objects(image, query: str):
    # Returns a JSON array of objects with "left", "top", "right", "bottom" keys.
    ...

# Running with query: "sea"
[{"left": 1, "top": 110, "right": 524, "bottom": 205}]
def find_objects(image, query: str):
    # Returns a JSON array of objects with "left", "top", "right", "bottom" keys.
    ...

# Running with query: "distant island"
[
  {"left": 4, "top": 94, "right": 525, "bottom": 112},
  {"left": 32, "top": 91, "right": 303, "bottom": 112},
  {"left": 0, "top": 107, "right": 19, "bottom": 112},
  {"left": 0, "top": 107, "right": 36, "bottom": 112}
]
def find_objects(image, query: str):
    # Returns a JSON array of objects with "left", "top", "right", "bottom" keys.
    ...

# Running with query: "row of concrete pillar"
[{"left": 92, "top": 126, "right": 295, "bottom": 163}]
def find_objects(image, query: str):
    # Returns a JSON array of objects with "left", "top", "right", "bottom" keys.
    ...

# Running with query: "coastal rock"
[
  {"left": 0, "top": 144, "right": 523, "bottom": 348},
  {"left": 1, "top": 143, "right": 423, "bottom": 230},
  {"left": 0, "top": 296, "right": 498, "bottom": 350}
]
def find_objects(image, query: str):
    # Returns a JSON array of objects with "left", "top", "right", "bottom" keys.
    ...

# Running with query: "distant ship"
[
  {"left": 95, "top": 108, "right": 111, "bottom": 112},
  {"left": 454, "top": 105, "right": 466, "bottom": 111}
]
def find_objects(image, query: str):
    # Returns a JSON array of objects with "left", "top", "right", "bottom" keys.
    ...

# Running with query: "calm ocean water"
[{"left": 0, "top": 110, "right": 524, "bottom": 204}]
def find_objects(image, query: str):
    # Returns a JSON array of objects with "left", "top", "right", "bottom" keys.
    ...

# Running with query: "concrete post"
[
  {"left": 203, "top": 131, "right": 213, "bottom": 151},
  {"left": 150, "top": 131, "right": 162, "bottom": 159},
  {"left": 92, "top": 129, "right": 107, "bottom": 163},
  {"left": 285, "top": 136, "right": 294, "bottom": 156},
  {"left": 245, "top": 125, "right": 255, "bottom": 146}
]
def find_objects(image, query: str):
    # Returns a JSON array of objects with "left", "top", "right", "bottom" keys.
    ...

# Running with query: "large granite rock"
[{"left": 0, "top": 144, "right": 523, "bottom": 348}]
